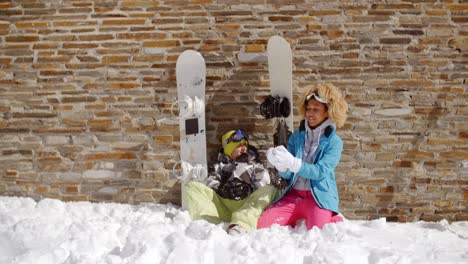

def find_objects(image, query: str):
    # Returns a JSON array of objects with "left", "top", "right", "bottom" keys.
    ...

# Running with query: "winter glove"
[
  {"left": 268, "top": 168, "right": 288, "bottom": 190},
  {"left": 267, "top": 147, "right": 288, "bottom": 172},
  {"left": 270, "top": 145, "right": 302, "bottom": 173},
  {"left": 217, "top": 178, "right": 253, "bottom": 201}
]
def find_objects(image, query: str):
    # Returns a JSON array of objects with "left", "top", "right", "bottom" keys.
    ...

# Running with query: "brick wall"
[{"left": 0, "top": 0, "right": 466, "bottom": 222}]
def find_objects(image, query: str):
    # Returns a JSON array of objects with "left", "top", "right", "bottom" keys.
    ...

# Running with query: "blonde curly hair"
[{"left": 298, "top": 83, "right": 348, "bottom": 128}]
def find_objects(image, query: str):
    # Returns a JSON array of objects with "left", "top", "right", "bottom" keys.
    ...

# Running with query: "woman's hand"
[
  {"left": 267, "top": 146, "right": 302, "bottom": 173},
  {"left": 267, "top": 147, "right": 288, "bottom": 172}
]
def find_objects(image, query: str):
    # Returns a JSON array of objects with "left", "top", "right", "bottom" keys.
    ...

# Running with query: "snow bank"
[{"left": 0, "top": 196, "right": 467, "bottom": 264}]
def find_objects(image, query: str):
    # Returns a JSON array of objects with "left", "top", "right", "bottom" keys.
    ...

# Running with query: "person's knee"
[
  {"left": 185, "top": 181, "right": 205, "bottom": 190},
  {"left": 184, "top": 181, "right": 211, "bottom": 196},
  {"left": 252, "top": 185, "right": 278, "bottom": 200}
]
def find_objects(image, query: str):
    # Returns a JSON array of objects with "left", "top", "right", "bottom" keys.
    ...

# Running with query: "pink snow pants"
[{"left": 257, "top": 189, "right": 343, "bottom": 230}]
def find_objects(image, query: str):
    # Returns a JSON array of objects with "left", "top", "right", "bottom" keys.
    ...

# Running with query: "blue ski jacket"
[{"left": 277, "top": 121, "right": 343, "bottom": 214}]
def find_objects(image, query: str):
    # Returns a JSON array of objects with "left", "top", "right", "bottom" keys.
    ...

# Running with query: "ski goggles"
[
  {"left": 222, "top": 129, "right": 249, "bottom": 148},
  {"left": 305, "top": 92, "right": 328, "bottom": 104}
]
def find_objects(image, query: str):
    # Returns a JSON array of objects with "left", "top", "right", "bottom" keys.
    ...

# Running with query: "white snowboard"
[
  {"left": 267, "top": 36, "right": 293, "bottom": 145},
  {"left": 176, "top": 50, "right": 208, "bottom": 182}
]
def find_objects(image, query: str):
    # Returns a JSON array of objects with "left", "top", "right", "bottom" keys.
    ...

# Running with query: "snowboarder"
[
  {"left": 257, "top": 83, "right": 348, "bottom": 230},
  {"left": 183, "top": 129, "right": 284, "bottom": 234}
]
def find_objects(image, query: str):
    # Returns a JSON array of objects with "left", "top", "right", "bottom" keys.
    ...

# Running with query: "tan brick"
[
  {"left": 35, "top": 186, "right": 49, "bottom": 194},
  {"left": 15, "top": 22, "right": 49, "bottom": 28},
  {"left": 380, "top": 38, "right": 411, "bottom": 44},
  {"left": 65, "top": 186, "right": 79, "bottom": 193},
  {"left": 103, "top": 56, "right": 129, "bottom": 64},
  {"left": 320, "top": 30, "right": 344, "bottom": 38},
  {"left": 88, "top": 120, "right": 113, "bottom": 127},
  {"left": 143, "top": 40, "right": 180, "bottom": 48},
  {"left": 393, "top": 160, "right": 418, "bottom": 168},
  {"left": 433, "top": 200, "right": 453, "bottom": 207},
  {"left": 245, "top": 44, "right": 264, "bottom": 52},
  {"left": 62, "top": 195, "right": 88, "bottom": 202},
  {"left": 86, "top": 152, "right": 137, "bottom": 160},
  {"left": 401, "top": 150, "right": 434, "bottom": 159},
  {"left": 427, "top": 138, "right": 465, "bottom": 145},
  {"left": 446, "top": 4, "right": 468, "bottom": 10},
  {"left": 54, "top": 105, "right": 73, "bottom": 110},
  {"left": 309, "top": 10, "right": 340, "bottom": 16},
  {"left": 307, "top": 24, "right": 322, "bottom": 30},
  {"left": 63, "top": 43, "right": 99, "bottom": 49},
  {"left": 78, "top": 34, "right": 113, "bottom": 41},
  {"left": 440, "top": 151, "right": 468, "bottom": 160},
  {"left": 108, "top": 83, "right": 139, "bottom": 89},
  {"left": 53, "top": 21, "right": 98, "bottom": 27},
  {"left": 102, "top": 19, "right": 146, "bottom": 25},
  {"left": 117, "top": 32, "right": 167, "bottom": 39},
  {"left": 5, "top": 36, "right": 39, "bottom": 42},
  {"left": 426, "top": 10, "right": 447, "bottom": 16},
  {"left": 153, "top": 135, "right": 173, "bottom": 144}
]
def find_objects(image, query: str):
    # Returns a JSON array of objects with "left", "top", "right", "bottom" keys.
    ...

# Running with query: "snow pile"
[{"left": 0, "top": 196, "right": 467, "bottom": 264}]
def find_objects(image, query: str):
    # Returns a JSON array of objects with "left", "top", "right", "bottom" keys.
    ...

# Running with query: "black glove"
[
  {"left": 217, "top": 178, "right": 254, "bottom": 201},
  {"left": 269, "top": 168, "right": 288, "bottom": 190}
]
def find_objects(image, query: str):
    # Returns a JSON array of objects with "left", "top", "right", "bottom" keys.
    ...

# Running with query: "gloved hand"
[
  {"left": 267, "top": 147, "right": 288, "bottom": 172},
  {"left": 269, "top": 145, "right": 302, "bottom": 173}
]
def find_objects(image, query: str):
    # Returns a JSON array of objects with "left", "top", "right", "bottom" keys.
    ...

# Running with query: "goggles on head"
[
  {"left": 305, "top": 92, "right": 328, "bottom": 104},
  {"left": 222, "top": 129, "right": 249, "bottom": 148}
]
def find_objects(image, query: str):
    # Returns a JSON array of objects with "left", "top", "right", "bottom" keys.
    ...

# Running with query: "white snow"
[{"left": 0, "top": 196, "right": 467, "bottom": 264}]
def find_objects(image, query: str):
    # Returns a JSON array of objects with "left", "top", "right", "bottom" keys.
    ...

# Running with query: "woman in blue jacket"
[{"left": 257, "top": 83, "right": 348, "bottom": 230}]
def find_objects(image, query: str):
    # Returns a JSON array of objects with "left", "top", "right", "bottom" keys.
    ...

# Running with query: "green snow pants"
[{"left": 182, "top": 181, "right": 278, "bottom": 232}]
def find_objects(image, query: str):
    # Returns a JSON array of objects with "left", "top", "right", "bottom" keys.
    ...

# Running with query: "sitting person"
[{"left": 183, "top": 129, "right": 280, "bottom": 234}]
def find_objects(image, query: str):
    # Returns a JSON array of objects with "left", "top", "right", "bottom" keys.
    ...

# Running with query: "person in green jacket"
[{"left": 183, "top": 129, "right": 283, "bottom": 235}]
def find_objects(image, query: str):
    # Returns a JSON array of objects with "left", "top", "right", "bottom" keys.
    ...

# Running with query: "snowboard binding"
[
  {"left": 273, "top": 119, "right": 292, "bottom": 147},
  {"left": 260, "top": 95, "right": 291, "bottom": 119},
  {"left": 170, "top": 95, "right": 205, "bottom": 118},
  {"left": 173, "top": 160, "right": 208, "bottom": 184}
]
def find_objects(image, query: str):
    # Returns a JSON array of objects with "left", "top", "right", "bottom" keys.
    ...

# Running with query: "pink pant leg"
[
  {"left": 257, "top": 189, "right": 343, "bottom": 230},
  {"left": 298, "top": 194, "right": 341, "bottom": 229},
  {"left": 257, "top": 192, "right": 298, "bottom": 229}
]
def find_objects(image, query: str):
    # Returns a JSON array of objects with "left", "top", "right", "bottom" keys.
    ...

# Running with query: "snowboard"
[
  {"left": 261, "top": 35, "right": 293, "bottom": 147},
  {"left": 175, "top": 50, "right": 208, "bottom": 202}
]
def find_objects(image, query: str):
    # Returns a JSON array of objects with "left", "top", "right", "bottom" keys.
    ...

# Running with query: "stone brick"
[
  {"left": 102, "top": 19, "right": 146, "bottom": 25},
  {"left": 440, "top": 151, "right": 468, "bottom": 160},
  {"left": 15, "top": 22, "right": 49, "bottom": 28},
  {"left": 401, "top": 150, "right": 434, "bottom": 159},
  {"left": 143, "top": 40, "right": 180, "bottom": 48},
  {"left": 103, "top": 56, "right": 129, "bottom": 64},
  {"left": 78, "top": 34, "right": 114, "bottom": 41},
  {"left": 85, "top": 152, "right": 137, "bottom": 160},
  {"left": 62, "top": 195, "right": 88, "bottom": 202},
  {"left": 380, "top": 38, "right": 412, "bottom": 45},
  {"left": 5, "top": 36, "right": 40, "bottom": 42},
  {"left": 393, "top": 160, "right": 417, "bottom": 168},
  {"left": 153, "top": 135, "right": 173, "bottom": 144}
]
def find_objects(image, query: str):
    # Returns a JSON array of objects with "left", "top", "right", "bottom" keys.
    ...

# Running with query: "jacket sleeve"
[
  {"left": 296, "top": 135, "right": 343, "bottom": 181},
  {"left": 206, "top": 163, "right": 223, "bottom": 190},
  {"left": 251, "top": 163, "right": 270, "bottom": 189},
  {"left": 206, "top": 167, "right": 221, "bottom": 191}
]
